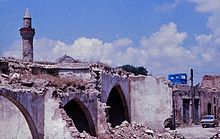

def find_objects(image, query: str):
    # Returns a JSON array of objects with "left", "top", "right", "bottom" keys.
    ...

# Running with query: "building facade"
[{"left": 174, "top": 75, "right": 220, "bottom": 126}]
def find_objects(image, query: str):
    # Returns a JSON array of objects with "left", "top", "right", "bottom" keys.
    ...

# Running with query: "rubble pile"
[
  {"left": 99, "top": 121, "right": 184, "bottom": 139},
  {"left": 61, "top": 119, "right": 185, "bottom": 139}
]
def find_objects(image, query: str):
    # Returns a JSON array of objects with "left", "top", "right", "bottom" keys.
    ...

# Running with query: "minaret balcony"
[{"left": 19, "top": 28, "right": 35, "bottom": 39}]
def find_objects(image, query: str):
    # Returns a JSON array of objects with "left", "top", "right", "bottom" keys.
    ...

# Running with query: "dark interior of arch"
[
  {"left": 208, "top": 103, "right": 212, "bottom": 115},
  {"left": 107, "top": 86, "right": 129, "bottom": 127},
  {"left": 64, "top": 99, "right": 95, "bottom": 136}
]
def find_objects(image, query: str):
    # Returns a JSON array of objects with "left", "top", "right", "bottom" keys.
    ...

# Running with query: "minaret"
[{"left": 19, "top": 8, "right": 35, "bottom": 62}]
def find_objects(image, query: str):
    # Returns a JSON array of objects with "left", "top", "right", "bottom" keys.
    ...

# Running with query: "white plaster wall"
[
  {"left": 130, "top": 76, "right": 172, "bottom": 129},
  {"left": 44, "top": 90, "right": 72, "bottom": 139},
  {"left": 0, "top": 96, "right": 32, "bottom": 139}
]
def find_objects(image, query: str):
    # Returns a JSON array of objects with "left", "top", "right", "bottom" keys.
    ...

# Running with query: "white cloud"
[
  {"left": 156, "top": 0, "right": 180, "bottom": 12},
  {"left": 141, "top": 23, "right": 187, "bottom": 48},
  {"left": 189, "top": 0, "right": 220, "bottom": 35},
  {"left": 112, "top": 38, "right": 133, "bottom": 48},
  {"left": 3, "top": 40, "right": 21, "bottom": 59},
  {"left": 138, "top": 23, "right": 196, "bottom": 74},
  {"left": 189, "top": 0, "right": 220, "bottom": 65},
  {"left": 189, "top": 0, "right": 220, "bottom": 13},
  {"left": 207, "top": 11, "right": 220, "bottom": 35},
  {"left": 4, "top": 23, "right": 197, "bottom": 76}
]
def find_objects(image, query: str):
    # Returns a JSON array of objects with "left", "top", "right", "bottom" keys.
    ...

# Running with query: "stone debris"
[
  {"left": 144, "top": 129, "right": 154, "bottom": 135},
  {"left": 98, "top": 122, "right": 184, "bottom": 139},
  {"left": 57, "top": 93, "right": 185, "bottom": 139},
  {"left": 60, "top": 116, "right": 185, "bottom": 139},
  {"left": 0, "top": 57, "right": 135, "bottom": 97},
  {"left": 0, "top": 58, "right": 183, "bottom": 139}
]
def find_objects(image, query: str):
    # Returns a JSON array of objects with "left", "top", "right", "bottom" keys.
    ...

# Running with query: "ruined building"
[
  {"left": 0, "top": 57, "right": 173, "bottom": 138},
  {"left": 200, "top": 75, "right": 220, "bottom": 118},
  {"left": 0, "top": 9, "right": 174, "bottom": 139},
  {"left": 173, "top": 75, "right": 220, "bottom": 126},
  {"left": 19, "top": 8, "right": 35, "bottom": 62},
  {"left": 173, "top": 84, "right": 200, "bottom": 126}
]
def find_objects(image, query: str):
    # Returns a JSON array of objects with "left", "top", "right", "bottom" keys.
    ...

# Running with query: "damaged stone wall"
[
  {"left": 201, "top": 75, "right": 220, "bottom": 91},
  {"left": 0, "top": 96, "right": 32, "bottom": 139},
  {"left": 0, "top": 88, "right": 45, "bottom": 138},
  {"left": 173, "top": 75, "right": 220, "bottom": 126},
  {"left": 173, "top": 84, "right": 201, "bottom": 126},
  {"left": 129, "top": 75, "right": 172, "bottom": 129},
  {"left": 44, "top": 88, "right": 72, "bottom": 138},
  {"left": 200, "top": 75, "right": 220, "bottom": 119},
  {"left": 173, "top": 85, "right": 191, "bottom": 126},
  {"left": 100, "top": 72, "right": 130, "bottom": 114},
  {"left": 200, "top": 91, "right": 220, "bottom": 118},
  {"left": 0, "top": 57, "right": 177, "bottom": 138}
]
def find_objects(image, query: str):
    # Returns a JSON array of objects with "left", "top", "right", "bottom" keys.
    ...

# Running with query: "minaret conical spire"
[{"left": 24, "top": 8, "right": 30, "bottom": 18}]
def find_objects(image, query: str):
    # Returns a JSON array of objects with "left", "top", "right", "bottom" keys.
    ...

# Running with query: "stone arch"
[
  {"left": 64, "top": 98, "right": 96, "bottom": 136},
  {"left": 208, "top": 103, "right": 212, "bottom": 115},
  {"left": 0, "top": 94, "right": 40, "bottom": 139},
  {"left": 106, "top": 84, "right": 130, "bottom": 127}
]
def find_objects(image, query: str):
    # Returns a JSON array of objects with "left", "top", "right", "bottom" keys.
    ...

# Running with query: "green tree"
[{"left": 119, "top": 64, "right": 148, "bottom": 76}]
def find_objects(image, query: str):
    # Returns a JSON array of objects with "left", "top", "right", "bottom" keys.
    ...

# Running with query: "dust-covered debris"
[{"left": 100, "top": 122, "right": 184, "bottom": 139}]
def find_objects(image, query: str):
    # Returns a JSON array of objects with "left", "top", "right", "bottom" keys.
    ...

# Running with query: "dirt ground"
[{"left": 177, "top": 125, "right": 220, "bottom": 139}]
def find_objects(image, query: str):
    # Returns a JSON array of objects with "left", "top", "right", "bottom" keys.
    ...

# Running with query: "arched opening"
[
  {"left": 106, "top": 85, "right": 129, "bottom": 127},
  {"left": 64, "top": 98, "right": 96, "bottom": 136},
  {"left": 0, "top": 94, "right": 39, "bottom": 139},
  {"left": 208, "top": 103, "right": 212, "bottom": 115}
]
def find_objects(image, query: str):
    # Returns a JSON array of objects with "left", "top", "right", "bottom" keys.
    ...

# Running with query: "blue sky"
[{"left": 1, "top": 0, "right": 220, "bottom": 83}]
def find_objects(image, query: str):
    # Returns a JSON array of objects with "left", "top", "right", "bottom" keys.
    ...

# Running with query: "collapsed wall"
[{"left": 0, "top": 57, "right": 175, "bottom": 138}]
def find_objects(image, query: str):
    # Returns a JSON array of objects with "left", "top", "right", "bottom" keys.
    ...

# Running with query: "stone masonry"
[{"left": 0, "top": 57, "right": 172, "bottom": 138}]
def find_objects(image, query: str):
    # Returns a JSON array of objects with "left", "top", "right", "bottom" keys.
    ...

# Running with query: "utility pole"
[
  {"left": 172, "top": 88, "right": 176, "bottom": 130},
  {"left": 191, "top": 68, "right": 196, "bottom": 124}
]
